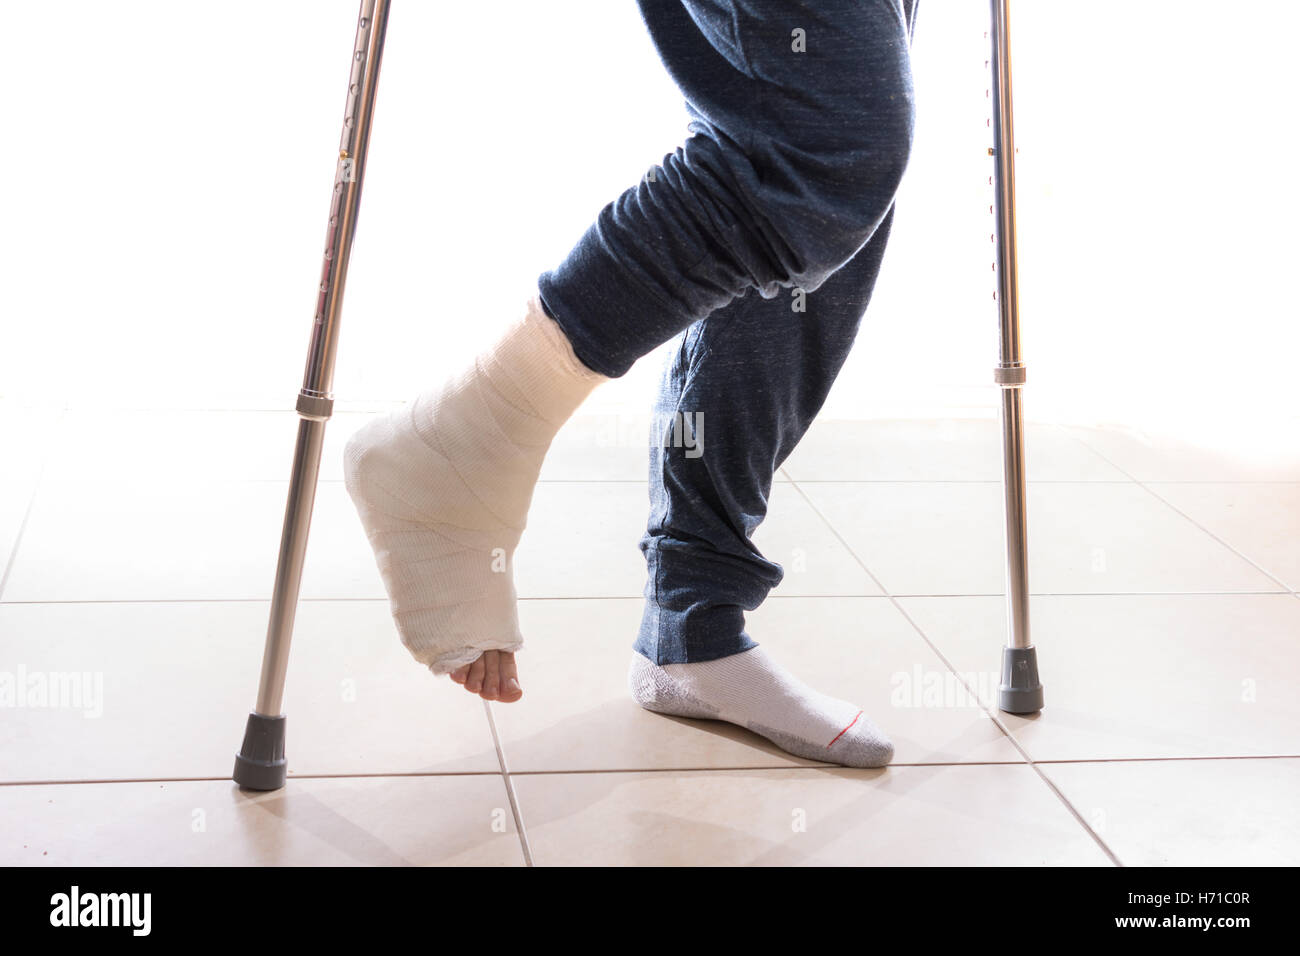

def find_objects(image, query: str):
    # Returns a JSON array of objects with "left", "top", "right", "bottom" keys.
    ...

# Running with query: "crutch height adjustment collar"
[
  {"left": 994, "top": 364, "right": 1026, "bottom": 386},
  {"left": 296, "top": 390, "right": 335, "bottom": 421}
]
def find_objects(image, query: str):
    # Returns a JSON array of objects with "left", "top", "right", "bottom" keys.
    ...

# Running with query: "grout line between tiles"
[
  {"left": 785, "top": 478, "right": 1133, "bottom": 484},
  {"left": 2, "top": 590, "right": 1294, "bottom": 608},
  {"left": 1045, "top": 479, "right": 1300, "bottom": 484},
  {"left": 478, "top": 761, "right": 1029, "bottom": 775},
  {"left": 1057, "top": 425, "right": 1295, "bottom": 592},
  {"left": 945, "top": 701, "right": 1125, "bottom": 866},
  {"left": 0, "top": 770, "right": 505, "bottom": 787},
  {"left": 1019, "top": 759, "right": 1125, "bottom": 866},
  {"left": 40, "top": 475, "right": 1298, "bottom": 486},
  {"left": 31, "top": 477, "right": 657, "bottom": 486},
  {"left": 0, "top": 409, "right": 66, "bottom": 603},
  {"left": 786, "top": 475, "right": 1125, "bottom": 867},
  {"left": 0, "top": 489, "right": 40, "bottom": 604},
  {"left": 483, "top": 700, "right": 534, "bottom": 867},
  {"left": 1028, "top": 754, "right": 1300, "bottom": 764},
  {"left": 7, "top": 752, "right": 1296, "bottom": 790}
]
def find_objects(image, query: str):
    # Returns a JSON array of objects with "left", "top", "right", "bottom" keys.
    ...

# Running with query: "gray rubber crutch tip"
[
  {"left": 233, "top": 713, "right": 287, "bottom": 791},
  {"left": 997, "top": 645, "right": 1044, "bottom": 714}
]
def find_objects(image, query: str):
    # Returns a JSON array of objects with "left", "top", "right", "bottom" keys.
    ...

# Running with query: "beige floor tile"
[
  {"left": 2, "top": 478, "right": 384, "bottom": 602},
  {"left": 0, "top": 403, "right": 63, "bottom": 469},
  {"left": 37, "top": 406, "right": 793, "bottom": 488},
  {"left": 784, "top": 419, "right": 1127, "bottom": 482},
  {"left": 512, "top": 765, "right": 1111, "bottom": 866},
  {"left": 542, "top": 412, "right": 787, "bottom": 482},
  {"left": 3, "top": 478, "right": 283, "bottom": 601},
  {"left": 0, "top": 601, "right": 499, "bottom": 782},
  {"left": 12, "top": 440, "right": 857, "bottom": 605},
  {"left": 493, "top": 598, "right": 819, "bottom": 772},
  {"left": 898, "top": 594, "right": 1300, "bottom": 760},
  {"left": 0, "top": 774, "right": 523, "bottom": 866},
  {"left": 746, "top": 597, "right": 1022, "bottom": 764},
  {"left": 492, "top": 598, "right": 1020, "bottom": 773},
  {"left": 759, "top": 481, "right": 886, "bottom": 597},
  {"left": 514, "top": 483, "right": 649, "bottom": 598},
  {"left": 1041, "top": 758, "right": 1300, "bottom": 866},
  {"left": 0, "top": 404, "right": 62, "bottom": 587},
  {"left": 5, "top": 473, "right": 871, "bottom": 604},
  {"left": 38, "top": 407, "right": 797, "bottom": 486},
  {"left": 516, "top": 481, "right": 880, "bottom": 599},
  {"left": 1146, "top": 483, "right": 1299, "bottom": 590},
  {"left": 0, "top": 478, "right": 38, "bottom": 588},
  {"left": 799, "top": 481, "right": 1283, "bottom": 595},
  {"left": 1063, "top": 423, "right": 1300, "bottom": 482},
  {"left": 541, "top": 417, "right": 649, "bottom": 481},
  {"left": 41, "top": 408, "right": 372, "bottom": 483}
]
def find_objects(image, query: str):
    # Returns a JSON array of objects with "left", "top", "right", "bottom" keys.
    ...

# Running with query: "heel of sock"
[{"left": 627, "top": 653, "right": 720, "bottom": 720}]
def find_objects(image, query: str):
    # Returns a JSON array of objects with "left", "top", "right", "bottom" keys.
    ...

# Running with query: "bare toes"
[
  {"left": 496, "top": 652, "right": 523, "bottom": 702},
  {"left": 465, "top": 656, "right": 485, "bottom": 693},
  {"left": 481, "top": 650, "right": 501, "bottom": 700}
]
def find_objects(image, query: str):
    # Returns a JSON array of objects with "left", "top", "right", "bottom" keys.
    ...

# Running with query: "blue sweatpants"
[{"left": 537, "top": 0, "right": 921, "bottom": 663}]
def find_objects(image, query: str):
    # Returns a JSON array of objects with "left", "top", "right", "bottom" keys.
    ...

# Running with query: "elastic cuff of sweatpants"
[
  {"left": 635, "top": 541, "right": 778, "bottom": 664},
  {"left": 634, "top": 603, "right": 759, "bottom": 665}
]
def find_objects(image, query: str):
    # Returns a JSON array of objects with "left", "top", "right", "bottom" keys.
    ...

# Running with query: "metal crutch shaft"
[
  {"left": 233, "top": 0, "right": 393, "bottom": 790},
  {"left": 989, "top": 0, "right": 1043, "bottom": 713}
]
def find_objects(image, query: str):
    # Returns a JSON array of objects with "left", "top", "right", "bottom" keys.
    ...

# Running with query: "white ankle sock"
[
  {"left": 629, "top": 647, "right": 895, "bottom": 768},
  {"left": 344, "top": 295, "right": 607, "bottom": 674}
]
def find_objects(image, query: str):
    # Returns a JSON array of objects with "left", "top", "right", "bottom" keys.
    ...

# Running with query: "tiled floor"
[{"left": 1, "top": 406, "right": 1297, "bottom": 866}]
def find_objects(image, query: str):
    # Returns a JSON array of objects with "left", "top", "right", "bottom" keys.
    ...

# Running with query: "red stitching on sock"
[{"left": 826, "top": 711, "right": 862, "bottom": 749}]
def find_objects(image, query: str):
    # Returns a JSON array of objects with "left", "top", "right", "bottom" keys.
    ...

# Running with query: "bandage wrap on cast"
[{"left": 344, "top": 296, "right": 606, "bottom": 674}]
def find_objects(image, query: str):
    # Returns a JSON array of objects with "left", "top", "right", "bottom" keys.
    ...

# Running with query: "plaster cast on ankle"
[
  {"left": 629, "top": 646, "right": 895, "bottom": 768},
  {"left": 344, "top": 295, "right": 606, "bottom": 674}
]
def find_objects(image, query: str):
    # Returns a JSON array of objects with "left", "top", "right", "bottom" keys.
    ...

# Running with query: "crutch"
[
  {"left": 233, "top": 0, "right": 393, "bottom": 790},
  {"left": 988, "top": 0, "right": 1043, "bottom": 713}
]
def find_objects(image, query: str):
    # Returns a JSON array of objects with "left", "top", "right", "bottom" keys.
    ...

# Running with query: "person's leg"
[
  {"left": 625, "top": 2, "right": 920, "bottom": 768},
  {"left": 635, "top": 207, "right": 900, "bottom": 667},
  {"left": 538, "top": 0, "right": 918, "bottom": 378},
  {"left": 634, "top": 0, "right": 919, "bottom": 664},
  {"left": 628, "top": 206, "right": 903, "bottom": 767},
  {"left": 345, "top": 0, "right": 917, "bottom": 721}
]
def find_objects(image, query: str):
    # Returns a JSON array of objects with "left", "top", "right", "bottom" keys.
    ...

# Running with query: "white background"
[{"left": 2, "top": 0, "right": 1297, "bottom": 452}]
